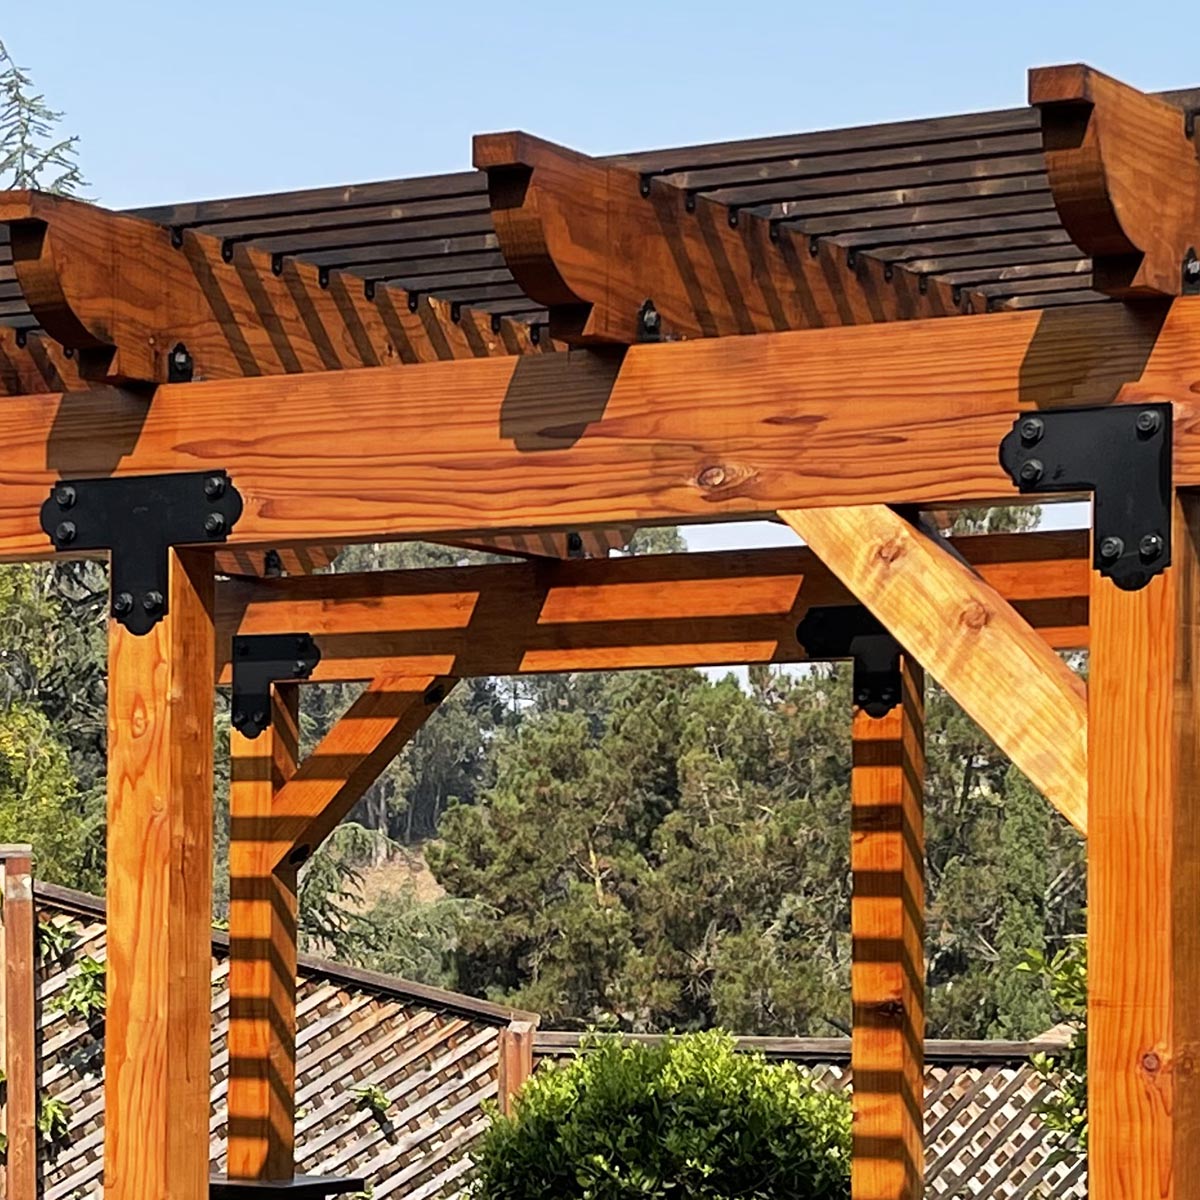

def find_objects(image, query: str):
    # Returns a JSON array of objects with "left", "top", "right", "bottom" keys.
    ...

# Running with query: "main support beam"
[
  {"left": 228, "top": 685, "right": 302, "bottom": 1181},
  {"left": 0, "top": 300, "right": 1195, "bottom": 559},
  {"left": 1088, "top": 491, "right": 1200, "bottom": 1200},
  {"left": 106, "top": 549, "right": 215, "bottom": 1200},
  {"left": 1031, "top": 65, "right": 1200, "bottom": 297},
  {"left": 474, "top": 132, "right": 960, "bottom": 345},
  {"left": 851, "top": 660, "right": 925, "bottom": 1200},
  {"left": 781, "top": 507, "right": 1087, "bottom": 832},
  {"left": 1, "top": 845, "right": 37, "bottom": 1200},
  {"left": 215, "top": 535, "right": 1090, "bottom": 684}
]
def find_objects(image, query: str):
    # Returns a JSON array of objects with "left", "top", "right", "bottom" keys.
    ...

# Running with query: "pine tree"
[{"left": 0, "top": 40, "right": 85, "bottom": 194}]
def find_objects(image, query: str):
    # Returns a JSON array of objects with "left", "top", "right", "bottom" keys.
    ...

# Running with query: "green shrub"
[{"left": 470, "top": 1031, "right": 850, "bottom": 1199}]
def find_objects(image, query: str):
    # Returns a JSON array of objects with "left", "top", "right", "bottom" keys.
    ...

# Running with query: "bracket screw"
[
  {"left": 54, "top": 520, "right": 77, "bottom": 544},
  {"left": 142, "top": 591, "right": 164, "bottom": 614},
  {"left": 638, "top": 301, "right": 661, "bottom": 337},
  {"left": 293, "top": 660, "right": 310, "bottom": 676},
  {"left": 1140, "top": 532, "right": 1165, "bottom": 560},
  {"left": 1185, "top": 252, "right": 1200, "bottom": 284},
  {"left": 1136, "top": 410, "right": 1163, "bottom": 436},
  {"left": 204, "top": 475, "right": 226, "bottom": 500},
  {"left": 1018, "top": 417, "right": 1044, "bottom": 444},
  {"left": 1099, "top": 536, "right": 1125, "bottom": 561},
  {"left": 112, "top": 592, "right": 134, "bottom": 616},
  {"left": 1018, "top": 459, "right": 1044, "bottom": 485},
  {"left": 204, "top": 512, "right": 227, "bottom": 536},
  {"left": 54, "top": 484, "right": 77, "bottom": 509}
]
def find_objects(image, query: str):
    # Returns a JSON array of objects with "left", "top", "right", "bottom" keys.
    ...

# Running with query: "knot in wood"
[
  {"left": 696, "top": 465, "right": 727, "bottom": 490},
  {"left": 960, "top": 600, "right": 991, "bottom": 632},
  {"left": 1142, "top": 1050, "right": 1162, "bottom": 1074},
  {"left": 875, "top": 537, "right": 905, "bottom": 565}
]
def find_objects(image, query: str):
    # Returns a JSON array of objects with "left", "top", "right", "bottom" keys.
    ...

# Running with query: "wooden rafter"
[
  {"left": 781, "top": 507, "right": 1087, "bottom": 833},
  {"left": 0, "top": 299, "right": 1194, "bottom": 560},
  {"left": 474, "top": 132, "right": 966, "bottom": 346},
  {"left": 1032, "top": 65, "right": 1200, "bottom": 297},
  {"left": 214, "top": 534, "right": 1089, "bottom": 684}
]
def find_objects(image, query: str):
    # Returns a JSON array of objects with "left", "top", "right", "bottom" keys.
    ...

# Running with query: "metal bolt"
[
  {"left": 1136, "top": 409, "right": 1163, "bottom": 436},
  {"left": 1186, "top": 257, "right": 1200, "bottom": 281},
  {"left": 233, "top": 709, "right": 246, "bottom": 726},
  {"left": 1099, "top": 536, "right": 1125, "bottom": 561},
  {"left": 54, "top": 520, "right": 77, "bottom": 544},
  {"left": 1018, "top": 417, "right": 1044, "bottom": 445},
  {"left": 640, "top": 303, "right": 661, "bottom": 333},
  {"left": 142, "top": 590, "right": 164, "bottom": 613},
  {"left": 1140, "top": 532, "right": 1165, "bottom": 560},
  {"left": 1142, "top": 1051, "right": 1162, "bottom": 1073},
  {"left": 54, "top": 483, "right": 77, "bottom": 509},
  {"left": 855, "top": 690, "right": 870, "bottom": 705},
  {"left": 204, "top": 512, "right": 226, "bottom": 536},
  {"left": 294, "top": 660, "right": 310, "bottom": 676},
  {"left": 204, "top": 474, "right": 226, "bottom": 500},
  {"left": 252, "top": 709, "right": 266, "bottom": 728},
  {"left": 112, "top": 592, "right": 134, "bottom": 616},
  {"left": 1018, "top": 459, "right": 1044, "bottom": 486}
]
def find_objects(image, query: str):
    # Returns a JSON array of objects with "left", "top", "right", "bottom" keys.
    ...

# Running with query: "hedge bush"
[{"left": 470, "top": 1031, "right": 851, "bottom": 1199}]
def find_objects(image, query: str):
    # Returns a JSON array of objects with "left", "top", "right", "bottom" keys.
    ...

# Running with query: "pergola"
[{"left": 0, "top": 61, "right": 1192, "bottom": 1200}]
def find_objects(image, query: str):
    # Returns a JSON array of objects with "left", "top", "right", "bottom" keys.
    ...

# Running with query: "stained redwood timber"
[
  {"left": 1, "top": 845, "right": 36, "bottom": 1200},
  {"left": 782, "top": 507, "right": 1087, "bottom": 832},
  {"left": 1032, "top": 65, "right": 1200, "bottom": 297},
  {"left": 0, "top": 300, "right": 1194, "bottom": 559},
  {"left": 498, "top": 1020, "right": 537, "bottom": 1117},
  {"left": 851, "top": 659, "right": 925, "bottom": 1200},
  {"left": 0, "top": 190, "right": 547, "bottom": 386},
  {"left": 474, "top": 131, "right": 963, "bottom": 345},
  {"left": 228, "top": 686, "right": 301, "bottom": 1182},
  {"left": 214, "top": 535, "right": 1089, "bottom": 685},
  {"left": 105, "top": 549, "right": 215, "bottom": 1200},
  {"left": 1088, "top": 491, "right": 1200, "bottom": 1200}
]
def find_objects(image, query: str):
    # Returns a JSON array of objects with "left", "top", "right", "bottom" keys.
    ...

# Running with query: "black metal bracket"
[
  {"left": 40, "top": 471, "right": 244, "bottom": 635},
  {"left": 796, "top": 605, "right": 903, "bottom": 719},
  {"left": 1184, "top": 246, "right": 1200, "bottom": 295},
  {"left": 230, "top": 633, "right": 321, "bottom": 739},
  {"left": 998, "top": 403, "right": 1172, "bottom": 591},
  {"left": 210, "top": 1174, "right": 365, "bottom": 1200},
  {"left": 636, "top": 298, "right": 662, "bottom": 342}
]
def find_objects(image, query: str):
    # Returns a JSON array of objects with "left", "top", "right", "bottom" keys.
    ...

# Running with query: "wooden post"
[
  {"left": 0, "top": 846, "right": 36, "bottom": 1200},
  {"left": 105, "top": 549, "right": 215, "bottom": 1200},
  {"left": 850, "top": 659, "right": 925, "bottom": 1200},
  {"left": 1088, "top": 491, "right": 1200, "bottom": 1200},
  {"left": 497, "top": 1020, "right": 536, "bottom": 1117},
  {"left": 227, "top": 686, "right": 300, "bottom": 1181}
]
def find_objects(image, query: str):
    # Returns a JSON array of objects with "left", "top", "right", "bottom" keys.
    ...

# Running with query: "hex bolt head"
[
  {"left": 294, "top": 660, "right": 310, "bottom": 676},
  {"left": 641, "top": 307, "right": 660, "bottom": 331},
  {"left": 54, "top": 484, "right": 77, "bottom": 509},
  {"left": 233, "top": 709, "right": 247, "bottom": 726},
  {"left": 1018, "top": 417, "right": 1044, "bottom": 445},
  {"left": 1018, "top": 458, "right": 1044, "bottom": 485},
  {"left": 1186, "top": 257, "right": 1200, "bottom": 281},
  {"left": 204, "top": 512, "right": 226, "bottom": 536},
  {"left": 252, "top": 709, "right": 266, "bottom": 728},
  {"left": 1099, "top": 536, "right": 1125, "bottom": 561},
  {"left": 142, "top": 590, "right": 164, "bottom": 613},
  {"left": 203, "top": 475, "right": 226, "bottom": 500},
  {"left": 1136, "top": 410, "right": 1163, "bottom": 436},
  {"left": 1139, "top": 532, "right": 1165, "bottom": 560},
  {"left": 54, "top": 520, "right": 77, "bottom": 545},
  {"left": 112, "top": 592, "right": 134, "bottom": 616}
]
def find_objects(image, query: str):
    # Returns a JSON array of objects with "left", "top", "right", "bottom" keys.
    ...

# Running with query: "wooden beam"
[
  {"left": 227, "top": 686, "right": 301, "bottom": 1182},
  {"left": 216, "top": 546, "right": 342, "bottom": 578},
  {"left": 0, "top": 845, "right": 36, "bottom": 1200},
  {"left": 0, "top": 299, "right": 1195, "bottom": 559},
  {"left": 498, "top": 1020, "right": 537, "bottom": 1117},
  {"left": 851, "top": 660, "right": 925, "bottom": 1200},
  {"left": 214, "top": 534, "right": 1090, "bottom": 684},
  {"left": 105, "top": 548, "right": 215, "bottom": 1200},
  {"left": 1087, "top": 491, "right": 1200, "bottom": 1199},
  {"left": 474, "top": 132, "right": 963, "bottom": 346},
  {"left": 0, "top": 190, "right": 546, "bottom": 387},
  {"left": 781, "top": 507, "right": 1087, "bottom": 833},
  {"left": 1031, "top": 65, "right": 1200, "bottom": 297},
  {"left": 0, "top": 324, "right": 84, "bottom": 396}
]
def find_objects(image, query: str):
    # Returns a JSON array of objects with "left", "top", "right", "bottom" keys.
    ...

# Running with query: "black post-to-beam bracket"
[
  {"left": 230, "top": 633, "right": 321, "bottom": 739},
  {"left": 998, "top": 403, "right": 1172, "bottom": 592},
  {"left": 40, "top": 470, "right": 244, "bottom": 635},
  {"left": 796, "top": 605, "right": 904, "bottom": 719},
  {"left": 210, "top": 1174, "right": 366, "bottom": 1200}
]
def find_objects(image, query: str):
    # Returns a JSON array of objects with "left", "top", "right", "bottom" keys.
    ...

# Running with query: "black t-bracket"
[
  {"left": 40, "top": 470, "right": 244, "bottom": 635},
  {"left": 999, "top": 403, "right": 1172, "bottom": 592},
  {"left": 230, "top": 633, "right": 322, "bottom": 739},
  {"left": 796, "top": 605, "right": 903, "bottom": 719}
]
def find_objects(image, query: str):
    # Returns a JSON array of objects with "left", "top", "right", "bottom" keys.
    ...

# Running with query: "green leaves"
[
  {"left": 49, "top": 955, "right": 106, "bottom": 1025},
  {"left": 470, "top": 1031, "right": 850, "bottom": 1199}
]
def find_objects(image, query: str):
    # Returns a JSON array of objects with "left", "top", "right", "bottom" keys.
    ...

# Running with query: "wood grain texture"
[
  {"left": 1087, "top": 492, "right": 1200, "bottom": 1200},
  {"left": 851, "top": 660, "right": 924, "bottom": 1200},
  {"left": 1, "top": 847, "right": 36, "bottom": 1200},
  {"left": 474, "top": 131, "right": 962, "bottom": 346},
  {"left": 1, "top": 299, "right": 1196, "bottom": 559},
  {"left": 1031, "top": 65, "right": 1200, "bottom": 297},
  {"left": 254, "top": 675, "right": 456, "bottom": 869},
  {"left": 0, "top": 189, "right": 547, "bottom": 386},
  {"left": 498, "top": 1020, "right": 537, "bottom": 1117},
  {"left": 214, "top": 535, "right": 1089, "bottom": 684},
  {"left": 780, "top": 507, "right": 1087, "bottom": 833},
  {"left": 105, "top": 549, "right": 214, "bottom": 1200},
  {"left": 227, "top": 686, "right": 301, "bottom": 1181}
]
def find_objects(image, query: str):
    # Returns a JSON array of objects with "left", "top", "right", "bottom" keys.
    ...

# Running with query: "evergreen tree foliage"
[{"left": 0, "top": 40, "right": 85, "bottom": 193}]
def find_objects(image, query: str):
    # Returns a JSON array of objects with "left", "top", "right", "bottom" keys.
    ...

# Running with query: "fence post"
[
  {"left": 0, "top": 846, "right": 37, "bottom": 1200},
  {"left": 498, "top": 1020, "right": 536, "bottom": 1116}
]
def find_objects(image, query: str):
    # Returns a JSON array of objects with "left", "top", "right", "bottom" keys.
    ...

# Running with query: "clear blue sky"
[{"left": 5, "top": 0, "right": 1181, "bottom": 546}]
